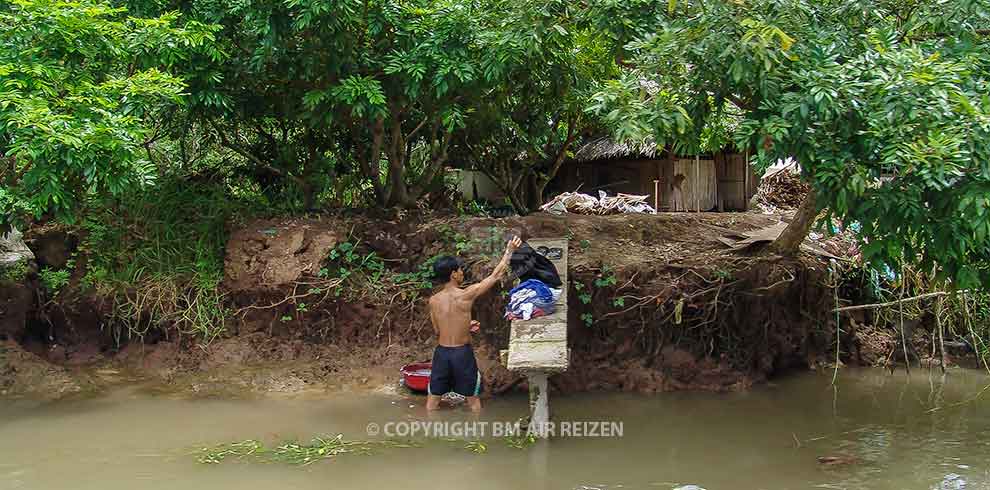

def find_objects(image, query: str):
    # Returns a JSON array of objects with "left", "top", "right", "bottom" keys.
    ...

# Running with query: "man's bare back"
[
  {"left": 425, "top": 236, "right": 521, "bottom": 411},
  {"left": 429, "top": 288, "right": 475, "bottom": 347}
]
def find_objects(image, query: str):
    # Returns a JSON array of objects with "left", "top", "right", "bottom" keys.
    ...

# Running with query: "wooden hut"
[{"left": 552, "top": 138, "right": 759, "bottom": 212}]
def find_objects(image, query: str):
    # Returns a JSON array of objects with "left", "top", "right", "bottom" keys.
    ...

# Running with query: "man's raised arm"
[{"left": 463, "top": 236, "right": 521, "bottom": 300}]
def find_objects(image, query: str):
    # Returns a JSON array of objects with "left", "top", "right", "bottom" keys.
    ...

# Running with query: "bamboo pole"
[
  {"left": 743, "top": 150, "right": 749, "bottom": 210},
  {"left": 653, "top": 179, "right": 659, "bottom": 214},
  {"left": 715, "top": 151, "right": 723, "bottom": 212}
]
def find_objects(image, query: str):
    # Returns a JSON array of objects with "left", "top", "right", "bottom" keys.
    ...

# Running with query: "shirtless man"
[{"left": 426, "top": 236, "right": 522, "bottom": 412}]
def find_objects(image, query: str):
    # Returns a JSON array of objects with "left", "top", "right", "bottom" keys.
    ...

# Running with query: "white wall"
[{"left": 449, "top": 169, "right": 506, "bottom": 202}]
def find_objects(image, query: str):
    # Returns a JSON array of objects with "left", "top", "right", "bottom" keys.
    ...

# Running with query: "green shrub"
[
  {"left": 0, "top": 261, "right": 28, "bottom": 283},
  {"left": 39, "top": 268, "right": 70, "bottom": 296}
]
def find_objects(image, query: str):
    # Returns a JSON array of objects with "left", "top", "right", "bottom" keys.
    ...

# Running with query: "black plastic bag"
[{"left": 509, "top": 243, "right": 562, "bottom": 287}]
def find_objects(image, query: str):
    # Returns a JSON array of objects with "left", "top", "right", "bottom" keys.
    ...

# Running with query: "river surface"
[{"left": 2, "top": 368, "right": 989, "bottom": 490}]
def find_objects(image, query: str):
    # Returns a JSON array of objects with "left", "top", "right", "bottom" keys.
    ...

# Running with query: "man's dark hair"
[{"left": 433, "top": 256, "right": 463, "bottom": 282}]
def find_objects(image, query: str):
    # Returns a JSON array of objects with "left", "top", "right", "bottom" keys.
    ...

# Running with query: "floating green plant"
[{"left": 195, "top": 434, "right": 419, "bottom": 466}]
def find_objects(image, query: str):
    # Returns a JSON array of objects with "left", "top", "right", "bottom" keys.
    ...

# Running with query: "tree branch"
[
  {"left": 542, "top": 115, "right": 578, "bottom": 186},
  {"left": 2, "top": 156, "right": 27, "bottom": 187},
  {"left": 834, "top": 290, "right": 971, "bottom": 312},
  {"left": 727, "top": 93, "right": 755, "bottom": 112},
  {"left": 413, "top": 129, "right": 453, "bottom": 193},
  {"left": 406, "top": 117, "right": 429, "bottom": 142},
  {"left": 209, "top": 118, "right": 305, "bottom": 187},
  {"left": 209, "top": 118, "right": 277, "bottom": 173}
]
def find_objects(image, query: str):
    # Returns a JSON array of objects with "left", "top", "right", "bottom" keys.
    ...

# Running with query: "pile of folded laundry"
[{"left": 504, "top": 243, "right": 563, "bottom": 321}]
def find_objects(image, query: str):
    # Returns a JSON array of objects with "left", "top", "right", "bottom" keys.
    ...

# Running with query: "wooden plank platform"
[{"left": 506, "top": 238, "right": 569, "bottom": 373}]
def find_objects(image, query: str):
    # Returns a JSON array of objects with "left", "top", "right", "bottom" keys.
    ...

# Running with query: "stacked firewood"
[{"left": 756, "top": 165, "right": 810, "bottom": 210}]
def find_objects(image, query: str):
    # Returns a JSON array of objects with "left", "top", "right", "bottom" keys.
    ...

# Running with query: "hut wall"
[
  {"left": 554, "top": 159, "right": 660, "bottom": 197},
  {"left": 590, "top": 160, "right": 646, "bottom": 195},
  {"left": 554, "top": 155, "right": 736, "bottom": 213},
  {"left": 661, "top": 157, "right": 717, "bottom": 211},
  {"left": 556, "top": 163, "right": 589, "bottom": 194},
  {"left": 714, "top": 152, "right": 760, "bottom": 211},
  {"left": 747, "top": 158, "right": 760, "bottom": 199}
]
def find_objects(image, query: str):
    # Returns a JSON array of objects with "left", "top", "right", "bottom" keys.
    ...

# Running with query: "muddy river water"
[{"left": 1, "top": 368, "right": 989, "bottom": 490}]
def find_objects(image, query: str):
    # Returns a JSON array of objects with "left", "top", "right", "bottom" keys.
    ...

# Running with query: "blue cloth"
[{"left": 506, "top": 279, "right": 557, "bottom": 320}]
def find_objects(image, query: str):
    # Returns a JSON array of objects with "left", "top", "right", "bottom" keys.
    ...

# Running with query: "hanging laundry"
[{"left": 510, "top": 243, "right": 562, "bottom": 287}]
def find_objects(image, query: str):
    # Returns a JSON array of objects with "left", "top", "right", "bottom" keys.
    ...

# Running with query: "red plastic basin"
[{"left": 400, "top": 362, "right": 431, "bottom": 392}]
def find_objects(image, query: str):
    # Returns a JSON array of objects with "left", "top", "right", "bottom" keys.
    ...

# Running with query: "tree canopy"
[
  {"left": 452, "top": 0, "right": 618, "bottom": 212},
  {"left": 2, "top": 0, "right": 990, "bottom": 286},
  {"left": 0, "top": 0, "right": 218, "bottom": 226},
  {"left": 590, "top": 0, "right": 990, "bottom": 286},
  {"left": 128, "top": 0, "right": 609, "bottom": 209}
]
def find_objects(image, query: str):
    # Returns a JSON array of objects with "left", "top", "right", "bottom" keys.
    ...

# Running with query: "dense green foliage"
[
  {"left": 590, "top": 0, "right": 990, "bottom": 285},
  {"left": 451, "top": 0, "right": 617, "bottom": 212},
  {"left": 0, "top": 0, "right": 219, "bottom": 226},
  {"left": 2, "top": 0, "right": 990, "bottom": 336},
  {"left": 119, "top": 0, "right": 617, "bottom": 210},
  {"left": 166, "top": 0, "right": 486, "bottom": 208}
]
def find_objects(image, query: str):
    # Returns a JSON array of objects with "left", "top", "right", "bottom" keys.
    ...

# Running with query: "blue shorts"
[{"left": 429, "top": 344, "right": 482, "bottom": 397}]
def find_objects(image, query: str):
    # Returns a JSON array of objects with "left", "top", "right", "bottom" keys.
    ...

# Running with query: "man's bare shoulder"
[
  {"left": 429, "top": 290, "right": 452, "bottom": 305},
  {"left": 432, "top": 288, "right": 470, "bottom": 308}
]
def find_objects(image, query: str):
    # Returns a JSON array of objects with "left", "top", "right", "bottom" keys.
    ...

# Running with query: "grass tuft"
[{"left": 80, "top": 179, "right": 266, "bottom": 344}]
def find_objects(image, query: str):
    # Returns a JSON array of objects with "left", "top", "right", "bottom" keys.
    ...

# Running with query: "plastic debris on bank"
[{"left": 540, "top": 191, "right": 656, "bottom": 215}]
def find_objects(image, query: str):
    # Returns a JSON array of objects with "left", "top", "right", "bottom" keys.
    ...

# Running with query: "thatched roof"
[{"left": 571, "top": 137, "right": 661, "bottom": 163}]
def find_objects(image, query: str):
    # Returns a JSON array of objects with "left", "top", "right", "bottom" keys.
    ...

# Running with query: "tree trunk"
[
  {"left": 769, "top": 188, "right": 818, "bottom": 255},
  {"left": 524, "top": 173, "right": 542, "bottom": 212},
  {"left": 359, "top": 117, "right": 387, "bottom": 205},
  {"left": 385, "top": 158, "right": 410, "bottom": 207},
  {"left": 408, "top": 131, "right": 452, "bottom": 203},
  {"left": 502, "top": 172, "right": 539, "bottom": 214},
  {"left": 301, "top": 133, "right": 318, "bottom": 211}
]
